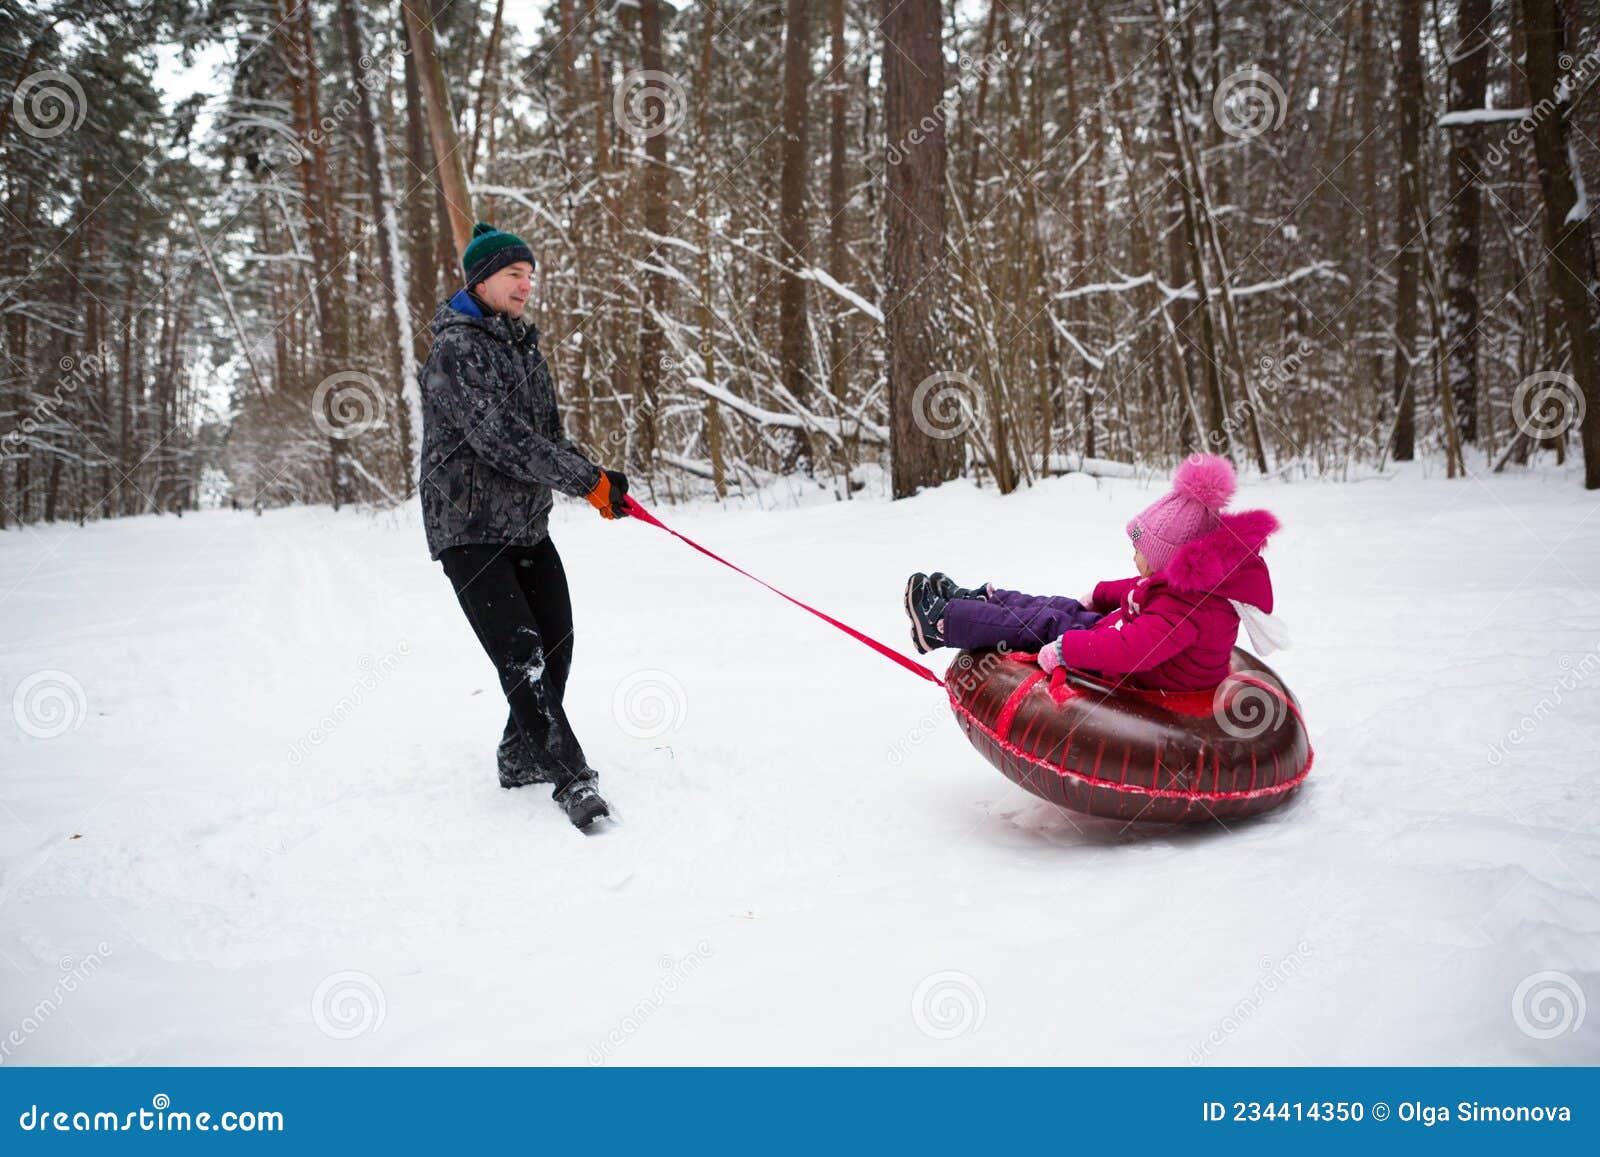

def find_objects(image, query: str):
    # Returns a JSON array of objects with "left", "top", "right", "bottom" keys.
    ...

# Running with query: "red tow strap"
[{"left": 623, "top": 494, "right": 946, "bottom": 687}]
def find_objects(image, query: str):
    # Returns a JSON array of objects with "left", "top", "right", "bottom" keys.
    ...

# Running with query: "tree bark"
[
  {"left": 467, "top": 0, "right": 507, "bottom": 178},
  {"left": 1445, "top": 0, "right": 1490, "bottom": 447},
  {"left": 636, "top": 0, "right": 670, "bottom": 470},
  {"left": 962, "top": 0, "right": 1001, "bottom": 215},
  {"left": 401, "top": 0, "right": 475, "bottom": 257},
  {"left": 779, "top": 0, "right": 813, "bottom": 472},
  {"left": 1154, "top": 6, "right": 1231, "bottom": 459},
  {"left": 1522, "top": 0, "right": 1600, "bottom": 488},
  {"left": 403, "top": 40, "right": 438, "bottom": 360},
  {"left": 338, "top": 0, "right": 420, "bottom": 489},
  {"left": 1360, "top": 1, "right": 1385, "bottom": 448},
  {"left": 882, "top": 0, "right": 962, "bottom": 497},
  {"left": 1391, "top": 0, "right": 1422, "bottom": 462},
  {"left": 697, "top": 0, "right": 726, "bottom": 496},
  {"left": 826, "top": 0, "right": 847, "bottom": 412},
  {"left": 276, "top": 0, "right": 349, "bottom": 506}
]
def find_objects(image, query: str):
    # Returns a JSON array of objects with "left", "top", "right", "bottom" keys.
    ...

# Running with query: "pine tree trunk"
[
  {"left": 962, "top": 0, "right": 1001, "bottom": 215},
  {"left": 1064, "top": 10, "right": 1087, "bottom": 454},
  {"left": 1445, "top": 0, "right": 1490, "bottom": 447},
  {"left": 1522, "top": 0, "right": 1600, "bottom": 488},
  {"left": 401, "top": 0, "right": 475, "bottom": 257},
  {"left": 1360, "top": 1, "right": 1385, "bottom": 448},
  {"left": 277, "top": 0, "right": 349, "bottom": 507},
  {"left": 403, "top": 43, "right": 437, "bottom": 365},
  {"left": 1154, "top": 12, "right": 1230, "bottom": 459},
  {"left": 882, "top": 0, "right": 961, "bottom": 497},
  {"left": 337, "top": 0, "right": 419, "bottom": 490},
  {"left": 1392, "top": 0, "right": 1422, "bottom": 462},
  {"left": 698, "top": 0, "right": 726, "bottom": 497},
  {"left": 778, "top": 0, "right": 813, "bottom": 473},
  {"left": 827, "top": 0, "right": 847, "bottom": 414},
  {"left": 468, "top": 0, "right": 507, "bottom": 177},
  {"left": 636, "top": 0, "right": 670, "bottom": 471}
]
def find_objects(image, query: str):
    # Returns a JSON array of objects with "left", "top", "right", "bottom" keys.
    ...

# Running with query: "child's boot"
[
  {"left": 903, "top": 573, "right": 949, "bottom": 654},
  {"left": 929, "top": 572, "right": 991, "bottom": 601}
]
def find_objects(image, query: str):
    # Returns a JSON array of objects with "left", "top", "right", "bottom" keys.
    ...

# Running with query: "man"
[{"left": 419, "top": 222, "right": 629, "bottom": 830}]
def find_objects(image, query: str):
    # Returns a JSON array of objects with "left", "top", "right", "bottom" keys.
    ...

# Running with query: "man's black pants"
[{"left": 440, "top": 538, "right": 593, "bottom": 793}]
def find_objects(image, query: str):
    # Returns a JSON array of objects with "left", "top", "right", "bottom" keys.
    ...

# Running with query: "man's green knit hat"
[{"left": 462, "top": 221, "right": 535, "bottom": 287}]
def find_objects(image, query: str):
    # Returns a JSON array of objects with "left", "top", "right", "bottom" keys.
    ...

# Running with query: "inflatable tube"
[{"left": 945, "top": 648, "right": 1311, "bottom": 824}]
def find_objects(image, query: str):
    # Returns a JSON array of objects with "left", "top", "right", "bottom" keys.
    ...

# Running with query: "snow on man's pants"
[{"left": 440, "top": 538, "right": 595, "bottom": 793}]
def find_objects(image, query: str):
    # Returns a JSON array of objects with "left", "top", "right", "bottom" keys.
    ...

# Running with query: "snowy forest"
[
  {"left": 4, "top": 0, "right": 1600, "bottom": 528},
  {"left": 5, "top": 1, "right": 1600, "bottom": 1072}
]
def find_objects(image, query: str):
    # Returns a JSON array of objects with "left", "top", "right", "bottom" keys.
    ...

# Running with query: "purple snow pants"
[{"left": 942, "top": 588, "right": 1103, "bottom": 652}]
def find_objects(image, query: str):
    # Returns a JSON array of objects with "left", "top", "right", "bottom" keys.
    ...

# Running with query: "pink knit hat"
[{"left": 1126, "top": 454, "right": 1236, "bottom": 573}]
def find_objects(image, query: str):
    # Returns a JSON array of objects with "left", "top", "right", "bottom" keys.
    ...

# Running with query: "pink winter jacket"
[{"left": 1059, "top": 509, "right": 1279, "bottom": 692}]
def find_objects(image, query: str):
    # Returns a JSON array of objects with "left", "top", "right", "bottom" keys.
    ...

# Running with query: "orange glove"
[{"left": 585, "top": 470, "right": 630, "bottom": 520}]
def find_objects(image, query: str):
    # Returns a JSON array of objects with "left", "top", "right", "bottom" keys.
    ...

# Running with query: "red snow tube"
[{"left": 946, "top": 648, "right": 1311, "bottom": 824}]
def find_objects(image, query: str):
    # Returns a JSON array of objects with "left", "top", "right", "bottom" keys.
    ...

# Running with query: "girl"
[{"left": 903, "top": 455, "right": 1282, "bottom": 692}]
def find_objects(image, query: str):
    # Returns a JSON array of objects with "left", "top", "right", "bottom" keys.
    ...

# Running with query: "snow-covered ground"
[{"left": 2, "top": 464, "right": 1597, "bottom": 1065}]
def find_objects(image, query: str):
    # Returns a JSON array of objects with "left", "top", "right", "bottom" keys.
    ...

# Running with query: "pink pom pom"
[{"left": 1172, "top": 454, "right": 1236, "bottom": 511}]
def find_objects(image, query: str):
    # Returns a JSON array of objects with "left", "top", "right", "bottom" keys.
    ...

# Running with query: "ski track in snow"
[{"left": 2, "top": 466, "right": 1598, "bottom": 1065}]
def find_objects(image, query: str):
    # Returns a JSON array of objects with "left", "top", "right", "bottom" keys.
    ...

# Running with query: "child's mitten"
[{"left": 1037, "top": 639, "right": 1063, "bottom": 673}]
